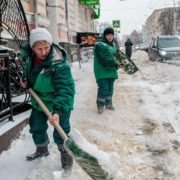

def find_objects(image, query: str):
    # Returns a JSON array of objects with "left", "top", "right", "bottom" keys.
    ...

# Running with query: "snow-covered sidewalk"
[{"left": 0, "top": 51, "right": 180, "bottom": 180}]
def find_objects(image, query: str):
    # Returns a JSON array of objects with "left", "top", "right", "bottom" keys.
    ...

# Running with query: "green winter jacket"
[
  {"left": 21, "top": 43, "right": 75, "bottom": 115},
  {"left": 93, "top": 36, "right": 119, "bottom": 81}
]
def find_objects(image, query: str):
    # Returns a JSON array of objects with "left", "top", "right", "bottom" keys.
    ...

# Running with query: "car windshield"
[{"left": 158, "top": 37, "right": 180, "bottom": 48}]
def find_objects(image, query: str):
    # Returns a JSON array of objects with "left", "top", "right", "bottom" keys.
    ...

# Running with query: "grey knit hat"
[{"left": 30, "top": 27, "right": 52, "bottom": 47}]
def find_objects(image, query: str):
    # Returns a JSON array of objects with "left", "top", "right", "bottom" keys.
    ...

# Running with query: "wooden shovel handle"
[{"left": 29, "top": 88, "right": 68, "bottom": 141}]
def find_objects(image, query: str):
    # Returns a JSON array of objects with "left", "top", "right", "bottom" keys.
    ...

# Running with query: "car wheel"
[{"left": 156, "top": 57, "right": 164, "bottom": 63}]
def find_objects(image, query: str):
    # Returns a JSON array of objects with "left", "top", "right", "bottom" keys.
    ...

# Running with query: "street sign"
[{"left": 112, "top": 20, "right": 120, "bottom": 28}]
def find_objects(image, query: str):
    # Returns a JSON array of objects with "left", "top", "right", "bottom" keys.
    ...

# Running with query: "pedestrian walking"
[
  {"left": 125, "top": 38, "right": 133, "bottom": 58},
  {"left": 20, "top": 27, "right": 75, "bottom": 171},
  {"left": 93, "top": 27, "right": 119, "bottom": 114}
]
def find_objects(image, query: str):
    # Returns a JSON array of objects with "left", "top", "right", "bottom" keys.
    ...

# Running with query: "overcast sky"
[{"left": 98, "top": 0, "right": 179, "bottom": 35}]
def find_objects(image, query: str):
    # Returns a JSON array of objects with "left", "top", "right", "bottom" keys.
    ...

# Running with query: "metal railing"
[
  {"left": 0, "top": 0, "right": 29, "bottom": 49},
  {"left": 0, "top": 48, "right": 30, "bottom": 123},
  {"left": 0, "top": 0, "right": 30, "bottom": 122}
]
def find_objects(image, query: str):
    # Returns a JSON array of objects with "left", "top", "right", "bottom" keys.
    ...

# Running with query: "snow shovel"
[{"left": 29, "top": 88, "right": 113, "bottom": 180}]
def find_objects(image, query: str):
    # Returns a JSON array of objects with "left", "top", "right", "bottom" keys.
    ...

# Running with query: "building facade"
[
  {"left": 20, "top": 0, "right": 94, "bottom": 43},
  {"left": 143, "top": 7, "right": 180, "bottom": 45}
]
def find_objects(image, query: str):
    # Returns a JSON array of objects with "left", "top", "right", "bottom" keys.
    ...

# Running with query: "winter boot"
[
  {"left": 105, "top": 105, "right": 115, "bottom": 110},
  {"left": 26, "top": 146, "right": 49, "bottom": 161},
  {"left": 97, "top": 107, "right": 104, "bottom": 114},
  {"left": 58, "top": 144, "right": 73, "bottom": 171}
]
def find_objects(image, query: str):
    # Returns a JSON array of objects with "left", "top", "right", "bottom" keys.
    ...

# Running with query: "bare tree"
[
  {"left": 130, "top": 30, "right": 142, "bottom": 45},
  {"left": 158, "top": 9, "right": 174, "bottom": 35},
  {"left": 175, "top": 7, "right": 180, "bottom": 34},
  {"left": 96, "top": 22, "right": 111, "bottom": 33}
]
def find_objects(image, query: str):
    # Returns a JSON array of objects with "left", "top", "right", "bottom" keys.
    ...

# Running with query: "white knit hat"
[{"left": 30, "top": 27, "right": 52, "bottom": 47}]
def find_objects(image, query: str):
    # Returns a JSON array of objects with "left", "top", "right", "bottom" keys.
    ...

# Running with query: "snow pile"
[{"left": 69, "top": 128, "right": 123, "bottom": 179}]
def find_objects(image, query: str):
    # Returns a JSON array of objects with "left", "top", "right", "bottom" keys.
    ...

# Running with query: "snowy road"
[{"left": 0, "top": 51, "right": 180, "bottom": 180}]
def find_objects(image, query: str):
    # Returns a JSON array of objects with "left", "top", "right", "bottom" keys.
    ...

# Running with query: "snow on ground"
[{"left": 0, "top": 50, "right": 180, "bottom": 180}]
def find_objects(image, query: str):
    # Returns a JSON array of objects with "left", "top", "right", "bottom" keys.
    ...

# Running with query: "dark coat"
[{"left": 125, "top": 39, "right": 133, "bottom": 58}]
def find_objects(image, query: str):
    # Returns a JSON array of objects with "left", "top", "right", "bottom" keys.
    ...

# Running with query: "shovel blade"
[{"left": 64, "top": 138, "right": 113, "bottom": 180}]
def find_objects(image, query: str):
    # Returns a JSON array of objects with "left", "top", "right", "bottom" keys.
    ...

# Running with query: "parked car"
[
  {"left": 148, "top": 35, "right": 180, "bottom": 62},
  {"left": 140, "top": 43, "right": 149, "bottom": 52}
]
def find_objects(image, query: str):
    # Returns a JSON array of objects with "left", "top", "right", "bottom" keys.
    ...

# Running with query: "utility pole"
[
  {"left": 65, "top": 0, "right": 70, "bottom": 41},
  {"left": 173, "top": 0, "right": 176, "bottom": 34},
  {"left": 46, "top": 0, "right": 59, "bottom": 42},
  {"left": 34, "top": 0, "right": 38, "bottom": 28}
]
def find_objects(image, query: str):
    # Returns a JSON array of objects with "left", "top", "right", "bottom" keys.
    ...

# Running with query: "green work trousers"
[
  {"left": 96, "top": 78, "right": 115, "bottom": 108},
  {"left": 29, "top": 108, "right": 71, "bottom": 146}
]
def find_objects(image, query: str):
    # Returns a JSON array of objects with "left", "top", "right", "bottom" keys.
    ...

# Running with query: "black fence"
[
  {"left": 0, "top": 47, "right": 30, "bottom": 123},
  {"left": 0, "top": 0, "right": 30, "bottom": 123}
]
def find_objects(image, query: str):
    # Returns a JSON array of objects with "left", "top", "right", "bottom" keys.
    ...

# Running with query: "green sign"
[
  {"left": 78, "top": 0, "right": 85, "bottom": 4},
  {"left": 112, "top": 20, "right": 120, "bottom": 28},
  {"left": 92, "top": 5, "right": 100, "bottom": 19},
  {"left": 78, "top": 1, "right": 100, "bottom": 19},
  {"left": 79, "top": 0, "right": 100, "bottom": 6}
]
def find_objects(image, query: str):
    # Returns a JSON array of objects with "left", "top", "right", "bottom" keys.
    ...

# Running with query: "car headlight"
[{"left": 159, "top": 50, "right": 167, "bottom": 56}]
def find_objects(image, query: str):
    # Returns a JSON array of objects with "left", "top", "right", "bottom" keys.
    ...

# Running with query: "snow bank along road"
[{"left": 72, "top": 50, "right": 180, "bottom": 179}]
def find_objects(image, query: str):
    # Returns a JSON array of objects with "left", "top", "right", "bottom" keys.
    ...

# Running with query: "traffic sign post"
[
  {"left": 112, "top": 20, "right": 120, "bottom": 28},
  {"left": 112, "top": 20, "right": 120, "bottom": 37}
]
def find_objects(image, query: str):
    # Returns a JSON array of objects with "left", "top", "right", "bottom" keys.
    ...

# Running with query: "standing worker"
[
  {"left": 125, "top": 38, "right": 133, "bottom": 58},
  {"left": 93, "top": 27, "right": 120, "bottom": 114},
  {"left": 20, "top": 27, "right": 75, "bottom": 172}
]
